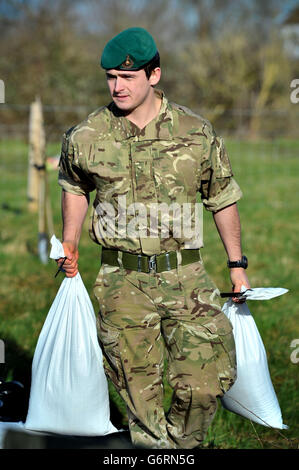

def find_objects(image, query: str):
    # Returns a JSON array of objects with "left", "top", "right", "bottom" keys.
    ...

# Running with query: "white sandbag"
[
  {"left": 24, "top": 236, "right": 117, "bottom": 436},
  {"left": 221, "top": 291, "right": 288, "bottom": 429},
  {"left": 238, "top": 286, "right": 289, "bottom": 301}
]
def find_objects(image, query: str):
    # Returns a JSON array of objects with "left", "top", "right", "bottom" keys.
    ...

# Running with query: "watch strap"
[{"left": 227, "top": 255, "right": 248, "bottom": 269}]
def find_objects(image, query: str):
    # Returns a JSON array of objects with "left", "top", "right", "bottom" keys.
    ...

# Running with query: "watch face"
[{"left": 242, "top": 255, "right": 248, "bottom": 268}]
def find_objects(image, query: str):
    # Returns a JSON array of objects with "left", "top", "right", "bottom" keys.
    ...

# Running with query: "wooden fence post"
[
  {"left": 28, "top": 97, "right": 44, "bottom": 213},
  {"left": 27, "top": 96, "right": 54, "bottom": 263}
]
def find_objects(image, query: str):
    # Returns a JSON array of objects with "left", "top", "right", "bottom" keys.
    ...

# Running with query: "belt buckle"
[{"left": 148, "top": 255, "right": 157, "bottom": 273}]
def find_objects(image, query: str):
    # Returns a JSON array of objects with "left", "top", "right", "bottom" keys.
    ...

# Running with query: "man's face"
[{"left": 106, "top": 67, "right": 160, "bottom": 113}]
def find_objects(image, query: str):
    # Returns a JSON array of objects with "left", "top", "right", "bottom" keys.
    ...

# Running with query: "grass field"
[{"left": 0, "top": 137, "right": 298, "bottom": 449}]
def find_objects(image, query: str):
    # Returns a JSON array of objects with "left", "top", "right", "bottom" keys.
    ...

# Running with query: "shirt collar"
[{"left": 108, "top": 89, "right": 174, "bottom": 141}]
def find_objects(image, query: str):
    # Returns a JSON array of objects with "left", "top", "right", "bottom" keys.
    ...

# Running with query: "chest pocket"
[
  {"left": 86, "top": 141, "right": 132, "bottom": 204},
  {"left": 152, "top": 140, "right": 198, "bottom": 203}
]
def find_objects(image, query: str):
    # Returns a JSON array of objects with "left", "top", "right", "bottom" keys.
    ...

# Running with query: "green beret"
[{"left": 101, "top": 27, "right": 158, "bottom": 71}]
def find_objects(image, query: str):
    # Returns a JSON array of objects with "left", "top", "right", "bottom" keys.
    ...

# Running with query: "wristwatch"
[{"left": 227, "top": 255, "right": 248, "bottom": 269}]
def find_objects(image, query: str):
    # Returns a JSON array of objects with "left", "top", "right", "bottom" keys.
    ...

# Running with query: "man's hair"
[{"left": 143, "top": 52, "right": 160, "bottom": 79}]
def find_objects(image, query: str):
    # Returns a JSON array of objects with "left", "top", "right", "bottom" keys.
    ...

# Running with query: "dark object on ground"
[
  {"left": 0, "top": 379, "right": 26, "bottom": 422},
  {"left": 3, "top": 428, "right": 136, "bottom": 449}
]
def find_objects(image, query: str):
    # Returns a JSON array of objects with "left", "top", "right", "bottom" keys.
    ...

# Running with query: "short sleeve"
[
  {"left": 58, "top": 129, "right": 96, "bottom": 196},
  {"left": 198, "top": 124, "right": 242, "bottom": 212}
]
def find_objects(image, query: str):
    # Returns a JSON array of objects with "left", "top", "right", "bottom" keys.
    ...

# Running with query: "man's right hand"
[{"left": 56, "top": 241, "right": 79, "bottom": 278}]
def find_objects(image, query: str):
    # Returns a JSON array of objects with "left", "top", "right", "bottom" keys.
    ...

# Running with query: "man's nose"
[{"left": 114, "top": 77, "right": 124, "bottom": 93}]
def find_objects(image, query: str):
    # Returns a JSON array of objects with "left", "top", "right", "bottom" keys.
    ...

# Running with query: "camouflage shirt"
[{"left": 58, "top": 90, "right": 242, "bottom": 255}]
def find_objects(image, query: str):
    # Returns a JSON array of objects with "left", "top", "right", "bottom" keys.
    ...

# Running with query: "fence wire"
[{"left": 1, "top": 103, "right": 299, "bottom": 141}]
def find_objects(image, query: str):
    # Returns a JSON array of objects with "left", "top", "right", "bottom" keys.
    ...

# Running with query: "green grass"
[{"left": 0, "top": 138, "right": 298, "bottom": 448}]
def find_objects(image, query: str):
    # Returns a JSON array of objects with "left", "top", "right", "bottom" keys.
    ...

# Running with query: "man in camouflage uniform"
[{"left": 57, "top": 27, "right": 251, "bottom": 449}]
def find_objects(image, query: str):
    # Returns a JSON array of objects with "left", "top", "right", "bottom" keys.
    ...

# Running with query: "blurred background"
[
  {"left": 1, "top": 0, "right": 299, "bottom": 139},
  {"left": 0, "top": 0, "right": 298, "bottom": 449}
]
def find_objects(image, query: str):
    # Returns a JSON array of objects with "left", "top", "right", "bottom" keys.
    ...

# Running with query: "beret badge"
[{"left": 122, "top": 55, "right": 134, "bottom": 69}]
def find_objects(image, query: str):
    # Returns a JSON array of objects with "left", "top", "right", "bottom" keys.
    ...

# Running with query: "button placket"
[{"left": 130, "top": 140, "right": 160, "bottom": 254}]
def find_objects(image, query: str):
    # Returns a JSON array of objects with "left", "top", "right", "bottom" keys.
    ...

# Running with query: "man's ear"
[{"left": 149, "top": 67, "right": 161, "bottom": 86}]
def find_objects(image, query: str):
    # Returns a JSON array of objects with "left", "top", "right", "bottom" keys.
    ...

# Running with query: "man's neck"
[{"left": 125, "top": 90, "right": 162, "bottom": 130}]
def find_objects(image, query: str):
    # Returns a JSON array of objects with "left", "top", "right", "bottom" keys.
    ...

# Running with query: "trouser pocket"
[
  {"left": 207, "top": 315, "right": 237, "bottom": 395},
  {"left": 165, "top": 312, "right": 236, "bottom": 397}
]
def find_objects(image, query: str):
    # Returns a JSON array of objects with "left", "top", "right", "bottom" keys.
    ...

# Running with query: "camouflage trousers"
[{"left": 94, "top": 253, "right": 236, "bottom": 449}]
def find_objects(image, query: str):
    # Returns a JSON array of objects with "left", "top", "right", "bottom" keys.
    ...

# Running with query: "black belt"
[{"left": 101, "top": 248, "right": 201, "bottom": 273}]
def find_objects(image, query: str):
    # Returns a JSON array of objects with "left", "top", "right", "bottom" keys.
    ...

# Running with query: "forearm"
[
  {"left": 212, "top": 202, "right": 242, "bottom": 261},
  {"left": 61, "top": 190, "right": 89, "bottom": 246},
  {"left": 212, "top": 202, "right": 250, "bottom": 299}
]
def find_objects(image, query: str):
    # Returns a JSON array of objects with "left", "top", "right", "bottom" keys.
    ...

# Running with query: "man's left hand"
[{"left": 229, "top": 268, "right": 251, "bottom": 303}]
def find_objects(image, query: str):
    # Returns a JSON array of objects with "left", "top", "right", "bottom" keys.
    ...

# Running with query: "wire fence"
[{"left": 1, "top": 103, "right": 299, "bottom": 142}]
